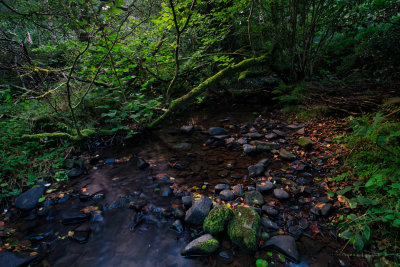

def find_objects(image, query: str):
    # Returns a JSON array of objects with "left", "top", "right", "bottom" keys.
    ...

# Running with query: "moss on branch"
[{"left": 22, "top": 129, "right": 116, "bottom": 141}]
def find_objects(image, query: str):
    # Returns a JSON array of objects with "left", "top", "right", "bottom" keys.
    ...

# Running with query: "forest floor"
[{"left": 0, "top": 98, "right": 379, "bottom": 267}]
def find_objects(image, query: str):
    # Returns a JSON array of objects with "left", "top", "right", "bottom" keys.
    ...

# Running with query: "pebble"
[{"left": 273, "top": 189, "right": 290, "bottom": 200}]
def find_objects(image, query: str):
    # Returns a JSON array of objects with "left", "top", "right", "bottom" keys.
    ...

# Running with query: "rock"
[
  {"left": 173, "top": 143, "right": 191, "bottom": 150},
  {"left": 262, "top": 205, "right": 278, "bottom": 216},
  {"left": 209, "top": 127, "right": 227, "bottom": 136},
  {"left": 220, "top": 189, "right": 234, "bottom": 201},
  {"left": 244, "top": 191, "right": 265, "bottom": 206},
  {"left": 257, "top": 158, "right": 270, "bottom": 168},
  {"left": 296, "top": 137, "right": 314, "bottom": 150},
  {"left": 262, "top": 235, "right": 299, "bottom": 263},
  {"left": 182, "top": 196, "right": 193, "bottom": 207},
  {"left": 171, "top": 219, "right": 184, "bottom": 233},
  {"left": 288, "top": 226, "right": 303, "bottom": 240},
  {"left": 250, "top": 141, "right": 279, "bottom": 152},
  {"left": 273, "top": 189, "right": 290, "bottom": 200},
  {"left": 181, "top": 234, "right": 220, "bottom": 256},
  {"left": 160, "top": 186, "right": 172, "bottom": 197},
  {"left": 137, "top": 158, "right": 149, "bottom": 170},
  {"left": 185, "top": 196, "right": 212, "bottom": 225},
  {"left": 243, "top": 144, "right": 255, "bottom": 153},
  {"left": 15, "top": 183, "right": 45, "bottom": 210},
  {"left": 299, "top": 218, "right": 309, "bottom": 230},
  {"left": 321, "top": 203, "right": 333, "bottom": 217},
  {"left": 174, "top": 207, "right": 186, "bottom": 219},
  {"left": 70, "top": 231, "right": 90, "bottom": 244},
  {"left": 213, "top": 135, "right": 230, "bottom": 141},
  {"left": 279, "top": 149, "right": 296, "bottom": 161},
  {"left": 273, "top": 129, "right": 286, "bottom": 137},
  {"left": 243, "top": 132, "right": 263, "bottom": 139},
  {"left": 227, "top": 206, "right": 260, "bottom": 251},
  {"left": 310, "top": 207, "right": 321, "bottom": 216},
  {"left": 237, "top": 138, "right": 247, "bottom": 145},
  {"left": 62, "top": 210, "right": 91, "bottom": 225},
  {"left": 0, "top": 251, "right": 34, "bottom": 267},
  {"left": 296, "top": 128, "right": 305, "bottom": 135},
  {"left": 215, "top": 184, "right": 230, "bottom": 194},
  {"left": 248, "top": 164, "right": 264, "bottom": 178},
  {"left": 68, "top": 167, "right": 83, "bottom": 178},
  {"left": 181, "top": 125, "right": 194, "bottom": 134},
  {"left": 286, "top": 123, "right": 305, "bottom": 130},
  {"left": 256, "top": 181, "right": 275, "bottom": 193},
  {"left": 265, "top": 133, "right": 277, "bottom": 139},
  {"left": 203, "top": 205, "right": 233, "bottom": 235},
  {"left": 232, "top": 184, "right": 244, "bottom": 197},
  {"left": 261, "top": 217, "right": 279, "bottom": 230},
  {"left": 297, "top": 177, "right": 310, "bottom": 185},
  {"left": 318, "top": 196, "right": 331, "bottom": 203}
]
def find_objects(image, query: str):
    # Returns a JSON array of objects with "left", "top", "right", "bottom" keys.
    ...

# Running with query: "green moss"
[
  {"left": 296, "top": 137, "right": 314, "bottom": 150},
  {"left": 227, "top": 206, "right": 260, "bottom": 251},
  {"left": 203, "top": 205, "right": 233, "bottom": 235},
  {"left": 197, "top": 238, "right": 220, "bottom": 254},
  {"left": 22, "top": 128, "right": 116, "bottom": 141}
]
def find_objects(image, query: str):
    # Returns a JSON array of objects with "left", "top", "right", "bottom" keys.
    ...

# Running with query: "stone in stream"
[
  {"left": 262, "top": 205, "right": 278, "bottom": 216},
  {"left": 15, "top": 182, "right": 45, "bottom": 211},
  {"left": 185, "top": 196, "right": 212, "bottom": 225},
  {"left": 68, "top": 167, "right": 83, "bottom": 178},
  {"left": 296, "top": 137, "right": 314, "bottom": 150},
  {"left": 180, "top": 125, "right": 194, "bottom": 134},
  {"left": 203, "top": 205, "right": 233, "bottom": 235},
  {"left": 209, "top": 127, "right": 227, "bottom": 136},
  {"left": 232, "top": 184, "right": 244, "bottom": 197},
  {"left": 243, "top": 144, "right": 255, "bottom": 153},
  {"left": 182, "top": 196, "right": 193, "bottom": 208},
  {"left": 219, "top": 189, "right": 234, "bottom": 201},
  {"left": 256, "top": 181, "right": 275, "bottom": 193},
  {"left": 273, "top": 189, "right": 290, "bottom": 200},
  {"left": 262, "top": 235, "right": 299, "bottom": 263},
  {"left": 261, "top": 217, "right": 279, "bottom": 230},
  {"left": 62, "top": 210, "right": 91, "bottom": 225},
  {"left": 248, "top": 164, "right": 264, "bottom": 178},
  {"left": 181, "top": 234, "right": 220, "bottom": 256},
  {"left": 215, "top": 184, "right": 230, "bottom": 194},
  {"left": 244, "top": 191, "right": 265, "bottom": 206},
  {"left": 279, "top": 149, "right": 296, "bottom": 161},
  {"left": 227, "top": 206, "right": 260, "bottom": 251},
  {"left": 0, "top": 251, "right": 35, "bottom": 267},
  {"left": 171, "top": 219, "right": 184, "bottom": 233}
]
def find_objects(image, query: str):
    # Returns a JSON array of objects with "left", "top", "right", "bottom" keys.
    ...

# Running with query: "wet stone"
[
  {"left": 180, "top": 125, "right": 194, "bottom": 134},
  {"left": 244, "top": 191, "right": 265, "bottom": 206},
  {"left": 297, "top": 177, "right": 310, "bottom": 185},
  {"left": 273, "top": 189, "right": 290, "bottom": 200},
  {"left": 258, "top": 158, "right": 271, "bottom": 168},
  {"left": 243, "top": 144, "right": 255, "bottom": 153},
  {"left": 15, "top": 183, "right": 45, "bottom": 211},
  {"left": 160, "top": 186, "right": 172, "bottom": 197},
  {"left": 185, "top": 196, "right": 212, "bottom": 225},
  {"left": 174, "top": 208, "right": 185, "bottom": 219},
  {"left": 220, "top": 189, "right": 234, "bottom": 201},
  {"left": 262, "top": 235, "right": 299, "bottom": 263},
  {"left": 280, "top": 149, "right": 296, "bottom": 161},
  {"left": 171, "top": 219, "right": 183, "bottom": 233},
  {"left": 261, "top": 217, "right": 279, "bottom": 230},
  {"left": 248, "top": 164, "right": 264, "bottom": 178},
  {"left": 262, "top": 205, "right": 278, "bottom": 216},
  {"left": 289, "top": 226, "right": 302, "bottom": 240},
  {"left": 215, "top": 184, "right": 230, "bottom": 194},
  {"left": 273, "top": 129, "right": 286, "bottom": 137},
  {"left": 182, "top": 196, "right": 193, "bottom": 207},
  {"left": 318, "top": 196, "right": 331, "bottom": 203},
  {"left": 256, "top": 181, "right": 275, "bottom": 193},
  {"left": 137, "top": 158, "right": 149, "bottom": 170},
  {"left": 232, "top": 184, "right": 244, "bottom": 197},
  {"left": 251, "top": 141, "right": 278, "bottom": 152},
  {"left": 70, "top": 231, "right": 90, "bottom": 244},
  {"left": 209, "top": 127, "right": 227, "bottom": 136},
  {"left": 265, "top": 133, "right": 277, "bottom": 139},
  {"left": 237, "top": 138, "right": 247, "bottom": 145},
  {"left": 243, "top": 132, "right": 263, "bottom": 139},
  {"left": 181, "top": 234, "right": 219, "bottom": 256},
  {"left": 62, "top": 210, "right": 91, "bottom": 225}
]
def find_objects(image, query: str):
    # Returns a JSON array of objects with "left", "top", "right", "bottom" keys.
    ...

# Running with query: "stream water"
[{"left": 10, "top": 103, "right": 357, "bottom": 267}]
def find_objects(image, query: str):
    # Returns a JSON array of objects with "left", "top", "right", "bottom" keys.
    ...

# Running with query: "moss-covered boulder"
[
  {"left": 203, "top": 205, "right": 233, "bottom": 235},
  {"left": 181, "top": 234, "right": 220, "bottom": 256},
  {"left": 227, "top": 206, "right": 260, "bottom": 251}
]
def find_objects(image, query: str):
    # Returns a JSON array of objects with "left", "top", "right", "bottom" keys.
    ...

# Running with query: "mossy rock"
[
  {"left": 227, "top": 206, "right": 260, "bottom": 251},
  {"left": 181, "top": 234, "right": 220, "bottom": 256},
  {"left": 296, "top": 137, "right": 314, "bottom": 150},
  {"left": 203, "top": 205, "right": 233, "bottom": 235}
]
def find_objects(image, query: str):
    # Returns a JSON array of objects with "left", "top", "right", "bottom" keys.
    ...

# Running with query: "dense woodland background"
[{"left": 0, "top": 0, "right": 399, "bottom": 264}]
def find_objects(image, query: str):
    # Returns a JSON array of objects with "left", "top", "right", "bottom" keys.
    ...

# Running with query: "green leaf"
[
  {"left": 340, "top": 230, "right": 352, "bottom": 240},
  {"left": 363, "top": 225, "right": 371, "bottom": 241},
  {"left": 38, "top": 197, "right": 46, "bottom": 203}
]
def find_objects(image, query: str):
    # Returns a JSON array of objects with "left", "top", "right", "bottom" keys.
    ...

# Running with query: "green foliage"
[{"left": 335, "top": 113, "right": 400, "bottom": 260}]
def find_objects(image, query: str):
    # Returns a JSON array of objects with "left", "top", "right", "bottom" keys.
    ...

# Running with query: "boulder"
[
  {"left": 185, "top": 196, "right": 212, "bottom": 225},
  {"left": 181, "top": 234, "right": 219, "bottom": 256},
  {"left": 203, "top": 205, "right": 233, "bottom": 235},
  {"left": 262, "top": 235, "right": 299, "bottom": 263},
  {"left": 227, "top": 206, "right": 260, "bottom": 251},
  {"left": 219, "top": 189, "right": 234, "bottom": 201},
  {"left": 15, "top": 183, "right": 45, "bottom": 210}
]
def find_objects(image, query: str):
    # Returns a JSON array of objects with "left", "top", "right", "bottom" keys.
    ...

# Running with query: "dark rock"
[
  {"left": 256, "top": 181, "right": 275, "bottom": 193},
  {"left": 171, "top": 219, "right": 184, "bottom": 233},
  {"left": 185, "top": 196, "right": 212, "bottom": 225},
  {"left": 265, "top": 133, "right": 277, "bottom": 139},
  {"left": 237, "top": 138, "right": 247, "bottom": 145},
  {"left": 181, "top": 125, "right": 194, "bottom": 134},
  {"left": 243, "top": 144, "right": 255, "bottom": 153},
  {"left": 62, "top": 210, "right": 91, "bottom": 225},
  {"left": 90, "top": 213, "right": 105, "bottom": 233},
  {"left": 248, "top": 164, "right": 264, "bottom": 178},
  {"left": 262, "top": 235, "right": 299, "bottom": 263},
  {"left": 137, "top": 158, "right": 149, "bottom": 170},
  {"left": 279, "top": 149, "right": 296, "bottom": 161},
  {"left": 213, "top": 135, "right": 230, "bottom": 140},
  {"left": 296, "top": 137, "right": 314, "bottom": 150},
  {"left": 128, "top": 199, "right": 146, "bottom": 211},
  {"left": 288, "top": 226, "right": 303, "bottom": 240},
  {"left": 15, "top": 183, "right": 45, "bottom": 210},
  {"left": 215, "top": 184, "right": 230, "bottom": 194},
  {"left": 261, "top": 217, "right": 279, "bottom": 230},
  {"left": 310, "top": 207, "right": 321, "bottom": 216},
  {"left": 244, "top": 191, "right": 265, "bottom": 206},
  {"left": 273, "top": 129, "right": 286, "bottom": 137},
  {"left": 286, "top": 123, "right": 305, "bottom": 130},
  {"left": 182, "top": 196, "right": 193, "bottom": 207},
  {"left": 262, "top": 205, "right": 278, "bottom": 216},
  {"left": 251, "top": 141, "right": 279, "bottom": 152},
  {"left": 0, "top": 251, "right": 34, "bottom": 267},
  {"left": 258, "top": 158, "right": 271, "bottom": 168},
  {"left": 243, "top": 132, "right": 263, "bottom": 139},
  {"left": 70, "top": 231, "right": 90, "bottom": 244},
  {"left": 68, "top": 167, "right": 83, "bottom": 178},
  {"left": 209, "top": 127, "right": 227, "bottom": 136},
  {"left": 318, "top": 196, "right": 331, "bottom": 203},
  {"left": 273, "top": 189, "right": 290, "bottom": 200},
  {"left": 220, "top": 189, "right": 234, "bottom": 201},
  {"left": 219, "top": 251, "right": 231, "bottom": 259},
  {"left": 232, "top": 184, "right": 244, "bottom": 197},
  {"left": 160, "top": 186, "right": 172, "bottom": 197},
  {"left": 181, "top": 234, "right": 219, "bottom": 256},
  {"left": 297, "top": 177, "right": 310, "bottom": 185},
  {"left": 299, "top": 218, "right": 309, "bottom": 230},
  {"left": 321, "top": 203, "right": 333, "bottom": 217},
  {"left": 174, "top": 143, "right": 191, "bottom": 150},
  {"left": 174, "top": 208, "right": 185, "bottom": 219}
]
